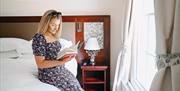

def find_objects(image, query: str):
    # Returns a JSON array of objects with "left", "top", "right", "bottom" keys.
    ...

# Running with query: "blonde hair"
[{"left": 37, "top": 10, "right": 62, "bottom": 39}]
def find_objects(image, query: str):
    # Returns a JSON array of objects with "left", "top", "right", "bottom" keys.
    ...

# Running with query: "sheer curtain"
[
  {"left": 150, "top": 0, "right": 180, "bottom": 91},
  {"left": 112, "top": 0, "right": 136, "bottom": 90}
]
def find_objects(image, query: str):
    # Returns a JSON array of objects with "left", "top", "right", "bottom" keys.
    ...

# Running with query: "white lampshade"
[{"left": 84, "top": 37, "right": 100, "bottom": 50}]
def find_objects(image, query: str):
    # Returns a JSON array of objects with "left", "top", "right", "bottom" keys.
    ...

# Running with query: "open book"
[{"left": 57, "top": 41, "right": 81, "bottom": 60}]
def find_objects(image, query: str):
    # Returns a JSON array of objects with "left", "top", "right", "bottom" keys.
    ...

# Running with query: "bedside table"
[{"left": 81, "top": 66, "right": 108, "bottom": 91}]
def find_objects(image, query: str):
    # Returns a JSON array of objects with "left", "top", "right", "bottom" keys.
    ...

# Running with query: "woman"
[{"left": 32, "top": 10, "right": 84, "bottom": 91}]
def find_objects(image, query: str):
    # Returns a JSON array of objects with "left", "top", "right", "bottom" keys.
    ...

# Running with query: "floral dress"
[{"left": 32, "top": 33, "right": 84, "bottom": 91}]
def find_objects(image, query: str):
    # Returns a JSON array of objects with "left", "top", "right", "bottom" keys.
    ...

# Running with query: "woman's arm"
[{"left": 34, "top": 54, "right": 75, "bottom": 69}]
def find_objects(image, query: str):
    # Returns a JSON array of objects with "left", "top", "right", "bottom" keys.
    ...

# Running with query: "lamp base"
[
  {"left": 86, "top": 50, "right": 99, "bottom": 66},
  {"left": 90, "top": 61, "right": 95, "bottom": 66}
]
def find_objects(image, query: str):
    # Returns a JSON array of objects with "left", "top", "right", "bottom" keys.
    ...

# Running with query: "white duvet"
[{"left": 0, "top": 54, "right": 78, "bottom": 91}]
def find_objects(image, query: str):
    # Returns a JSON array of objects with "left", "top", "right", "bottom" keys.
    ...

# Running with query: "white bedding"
[
  {"left": 0, "top": 37, "right": 78, "bottom": 91},
  {"left": 0, "top": 53, "right": 78, "bottom": 91}
]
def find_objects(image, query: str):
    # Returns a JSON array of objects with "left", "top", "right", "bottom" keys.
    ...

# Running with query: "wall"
[
  {"left": 0, "top": 0, "right": 123, "bottom": 89},
  {"left": 0, "top": 0, "right": 112, "bottom": 16}
]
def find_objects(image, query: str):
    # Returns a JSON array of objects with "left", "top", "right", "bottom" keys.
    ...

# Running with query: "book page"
[{"left": 57, "top": 41, "right": 80, "bottom": 60}]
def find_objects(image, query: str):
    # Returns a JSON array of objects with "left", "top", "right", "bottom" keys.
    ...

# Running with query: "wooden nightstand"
[{"left": 81, "top": 66, "right": 108, "bottom": 91}]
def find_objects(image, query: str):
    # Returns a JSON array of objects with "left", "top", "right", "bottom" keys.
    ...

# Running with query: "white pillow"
[
  {"left": 65, "top": 58, "right": 78, "bottom": 77},
  {"left": 0, "top": 38, "right": 33, "bottom": 54},
  {"left": 59, "top": 38, "right": 78, "bottom": 77},
  {"left": 0, "top": 50, "right": 21, "bottom": 59}
]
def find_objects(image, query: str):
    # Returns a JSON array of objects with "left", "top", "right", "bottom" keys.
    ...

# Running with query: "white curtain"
[
  {"left": 150, "top": 0, "right": 180, "bottom": 91},
  {"left": 112, "top": 0, "right": 135, "bottom": 90}
]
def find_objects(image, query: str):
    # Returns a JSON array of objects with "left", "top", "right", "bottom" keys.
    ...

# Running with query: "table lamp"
[{"left": 84, "top": 37, "right": 100, "bottom": 65}]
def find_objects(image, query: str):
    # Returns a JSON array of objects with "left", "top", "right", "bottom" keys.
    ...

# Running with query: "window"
[{"left": 130, "top": 0, "right": 157, "bottom": 91}]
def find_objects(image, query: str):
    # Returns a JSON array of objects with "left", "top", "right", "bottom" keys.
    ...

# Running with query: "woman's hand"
[{"left": 61, "top": 54, "right": 76, "bottom": 62}]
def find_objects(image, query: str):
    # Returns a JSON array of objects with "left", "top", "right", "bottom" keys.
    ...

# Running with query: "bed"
[
  {"left": 0, "top": 38, "right": 78, "bottom": 91},
  {"left": 0, "top": 15, "right": 111, "bottom": 91}
]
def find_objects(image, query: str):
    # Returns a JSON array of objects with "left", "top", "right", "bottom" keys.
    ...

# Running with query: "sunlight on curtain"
[
  {"left": 131, "top": 0, "right": 157, "bottom": 91},
  {"left": 136, "top": 14, "right": 157, "bottom": 91}
]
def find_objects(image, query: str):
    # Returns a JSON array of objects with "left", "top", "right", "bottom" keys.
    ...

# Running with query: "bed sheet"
[{"left": 0, "top": 54, "right": 77, "bottom": 91}]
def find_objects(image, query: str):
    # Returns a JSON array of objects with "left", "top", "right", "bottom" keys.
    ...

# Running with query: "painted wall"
[
  {"left": 0, "top": 0, "right": 112, "bottom": 16},
  {"left": 0, "top": 0, "right": 123, "bottom": 89}
]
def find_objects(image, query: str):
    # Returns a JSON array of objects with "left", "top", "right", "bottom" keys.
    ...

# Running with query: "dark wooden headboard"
[{"left": 0, "top": 15, "right": 110, "bottom": 91}]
